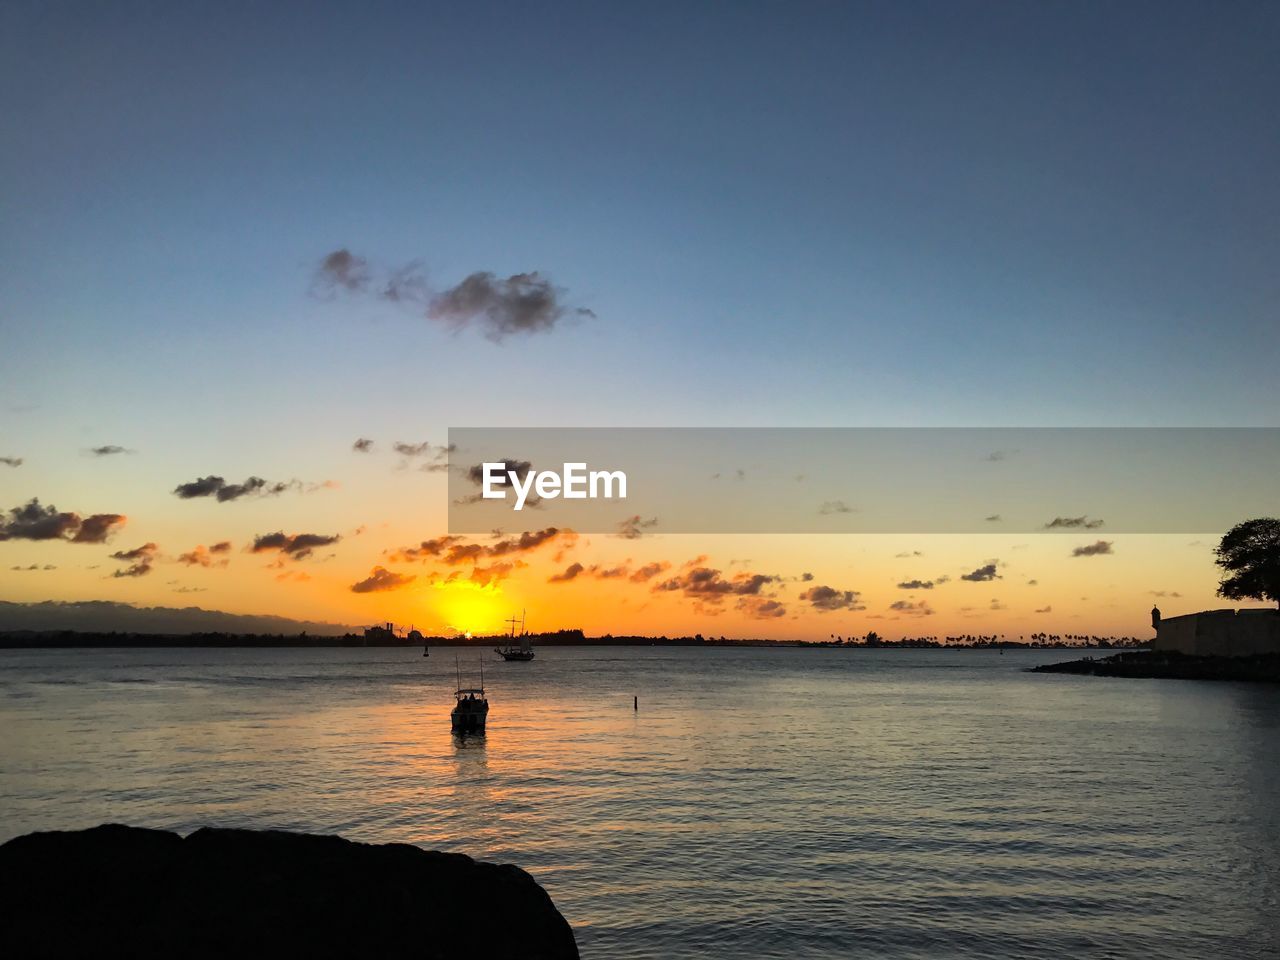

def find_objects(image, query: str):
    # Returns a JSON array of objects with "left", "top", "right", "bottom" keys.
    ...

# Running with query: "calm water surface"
[{"left": 2, "top": 646, "right": 1278, "bottom": 958}]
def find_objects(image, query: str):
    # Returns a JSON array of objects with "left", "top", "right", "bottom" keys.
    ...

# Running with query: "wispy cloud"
[
  {"left": 1071, "top": 540, "right": 1114, "bottom": 557},
  {"left": 110, "top": 542, "right": 158, "bottom": 578},
  {"left": 1, "top": 456, "right": 24, "bottom": 467},
  {"left": 1045, "top": 515, "right": 1104, "bottom": 530},
  {"left": 313, "top": 250, "right": 594, "bottom": 341}
]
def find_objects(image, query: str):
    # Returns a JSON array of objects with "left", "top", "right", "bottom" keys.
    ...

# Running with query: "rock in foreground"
[{"left": 0, "top": 824, "right": 578, "bottom": 959}]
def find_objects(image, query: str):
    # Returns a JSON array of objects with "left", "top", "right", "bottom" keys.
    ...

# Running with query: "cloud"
[
  {"left": 629, "top": 561, "right": 671, "bottom": 583},
  {"left": 457, "top": 459, "right": 537, "bottom": 505},
  {"left": 352, "top": 438, "right": 374, "bottom": 453},
  {"left": 89, "top": 445, "right": 131, "bottom": 456},
  {"left": 961, "top": 563, "right": 1000, "bottom": 582},
  {"left": 172, "top": 475, "right": 304, "bottom": 502},
  {"left": 351, "top": 566, "right": 417, "bottom": 593},
  {"left": 0, "top": 456, "right": 22, "bottom": 467},
  {"left": 799, "top": 585, "right": 864, "bottom": 611},
  {"left": 616, "top": 515, "right": 658, "bottom": 539},
  {"left": 1071, "top": 540, "right": 1114, "bottom": 557},
  {"left": 1035, "top": 605, "right": 1052, "bottom": 613},
  {"left": 655, "top": 567, "right": 779, "bottom": 604},
  {"left": 738, "top": 597, "right": 787, "bottom": 619},
  {"left": 894, "top": 551, "right": 923, "bottom": 558},
  {"left": 10, "top": 563, "right": 57, "bottom": 571},
  {"left": 549, "top": 562, "right": 584, "bottom": 583},
  {"left": 312, "top": 249, "right": 371, "bottom": 295},
  {"left": 1148, "top": 590, "right": 1182, "bottom": 598},
  {"left": 984, "top": 514, "right": 1002, "bottom": 523},
  {"left": 177, "top": 542, "right": 232, "bottom": 568},
  {"left": 429, "top": 271, "right": 594, "bottom": 341},
  {"left": 251, "top": 531, "right": 341, "bottom": 561},
  {"left": 896, "top": 579, "right": 934, "bottom": 590},
  {"left": 393, "top": 441, "right": 452, "bottom": 472},
  {"left": 110, "top": 542, "right": 158, "bottom": 578},
  {"left": 1045, "top": 516, "right": 1104, "bottom": 530},
  {"left": 390, "top": 528, "right": 567, "bottom": 567},
  {"left": 889, "top": 599, "right": 934, "bottom": 616},
  {"left": 312, "top": 251, "right": 593, "bottom": 341},
  {"left": 818, "top": 500, "right": 854, "bottom": 515},
  {"left": 0, "top": 499, "right": 126, "bottom": 544},
  {"left": 985, "top": 450, "right": 1016, "bottom": 462}
]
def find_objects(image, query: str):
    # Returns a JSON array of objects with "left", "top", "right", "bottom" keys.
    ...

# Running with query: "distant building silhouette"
[{"left": 1152, "top": 607, "right": 1280, "bottom": 656}]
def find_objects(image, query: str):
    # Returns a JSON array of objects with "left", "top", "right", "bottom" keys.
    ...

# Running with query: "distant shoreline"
[{"left": 0, "top": 629, "right": 1142, "bottom": 651}]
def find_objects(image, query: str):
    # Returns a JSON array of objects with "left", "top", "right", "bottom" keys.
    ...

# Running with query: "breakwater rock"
[{"left": 1031, "top": 650, "right": 1280, "bottom": 682}]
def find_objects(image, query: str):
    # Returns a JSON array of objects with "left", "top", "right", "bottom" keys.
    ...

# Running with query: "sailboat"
[{"left": 495, "top": 611, "right": 535, "bottom": 662}]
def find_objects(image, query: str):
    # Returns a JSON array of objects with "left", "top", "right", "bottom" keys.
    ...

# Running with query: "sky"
[{"left": 2, "top": 1, "right": 1277, "bottom": 638}]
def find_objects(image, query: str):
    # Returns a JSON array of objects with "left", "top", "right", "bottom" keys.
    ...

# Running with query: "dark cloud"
[
  {"left": 616, "top": 515, "right": 658, "bottom": 539},
  {"left": 889, "top": 599, "right": 935, "bottom": 616},
  {"left": 457, "top": 459, "right": 536, "bottom": 505},
  {"left": 393, "top": 441, "right": 452, "bottom": 472},
  {"left": 1045, "top": 516, "right": 1104, "bottom": 530},
  {"left": 0, "top": 499, "right": 126, "bottom": 544},
  {"left": 351, "top": 566, "right": 417, "bottom": 593},
  {"left": 429, "top": 271, "right": 594, "bottom": 341},
  {"left": 312, "top": 249, "right": 371, "bottom": 295},
  {"left": 465, "top": 459, "right": 532, "bottom": 488},
  {"left": 629, "top": 561, "right": 671, "bottom": 583},
  {"left": 1, "top": 456, "right": 24, "bottom": 467},
  {"left": 177, "top": 542, "right": 232, "bottom": 568},
  {"left": 110, "top": 542, "right": 157, "bottom": 578},
  {"left": 961, "top": 563, "right": 1001, "bottom": 582},
  {"left": 1035, "top": 605, "right": 1052, "bottom": 613},
  {"left": 800, "top": 585, "right": 865, "bottom": 611},
  {"left": 172, "top": 475, "right": 303, "bottom": 502},
  {"left": 549, "top": 562, "right": 584, "bottom": 583},
  {"left": 985, "top": 514, "right": 1002, "bottom": 522},
  {"left": 389, "top": 528, "right": 567, "bottom": 567},
  {"left": 1071, "top": 540, "right": 1114, "bottom": 557},
  {"left": 818, "top": 500, "right": 854, "bottom": 515},
  {"left": 89, "top": 445, "right": 131, "bottom": 456},
  {"left": 10, "top": 563, "right": 57, "bottom": 571},
  {"left": 655, "top": 567, "right": 778, "bottom": 603},
  {"left": 738, "top": 597, "right": 787, "bottom": 619},
  {"left": 896, "top": 579, "right": 934, "bottom": 590},
  {"left": 251, "top": 531, "right": 341, "bottom": 560},
  {"left": 314, "top": 250, "right": 592, "bottom": 341},
  {"left": 352, "top": 438, "right": 374, "bottom": 453}
]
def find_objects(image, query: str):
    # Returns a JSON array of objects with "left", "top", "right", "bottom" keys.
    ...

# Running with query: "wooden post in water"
[{"left": 634, "top": 695, "right": 638, "bottom": 711}]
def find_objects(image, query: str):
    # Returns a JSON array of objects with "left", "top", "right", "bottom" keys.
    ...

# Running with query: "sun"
[{"left": 431, "top": 580, "right": 507, "bottom": 636}]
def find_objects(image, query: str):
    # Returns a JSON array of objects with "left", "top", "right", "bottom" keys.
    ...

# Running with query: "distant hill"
[{"left": 0, "top": 600, "right": 356, "bottom": 636}]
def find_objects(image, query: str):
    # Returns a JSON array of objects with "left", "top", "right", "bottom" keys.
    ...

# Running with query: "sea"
[{"left": 2, "top": 645, "right": 1277, "bottom": 959}]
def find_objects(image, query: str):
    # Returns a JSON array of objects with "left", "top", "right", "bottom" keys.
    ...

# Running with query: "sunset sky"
[{"left": 2, "top": 2, "right": 1277, "bottom": 639}]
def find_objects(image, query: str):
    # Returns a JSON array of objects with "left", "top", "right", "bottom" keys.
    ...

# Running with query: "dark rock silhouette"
[
  {"left": 0, "top": 824, "right": 578, "bottom": 959},
  {"left": 1031, "top": 650, "right": 1280, "bottom": 683}
]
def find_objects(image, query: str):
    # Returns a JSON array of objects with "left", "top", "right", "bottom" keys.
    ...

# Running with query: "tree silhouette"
[{"left": 1215, "top": 518, "right": 1280, "bottom": 609}]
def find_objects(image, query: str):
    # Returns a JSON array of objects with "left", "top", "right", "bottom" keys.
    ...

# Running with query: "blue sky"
[{"left": 4, "top": 0, "right": 1277, "bottom": 438}]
